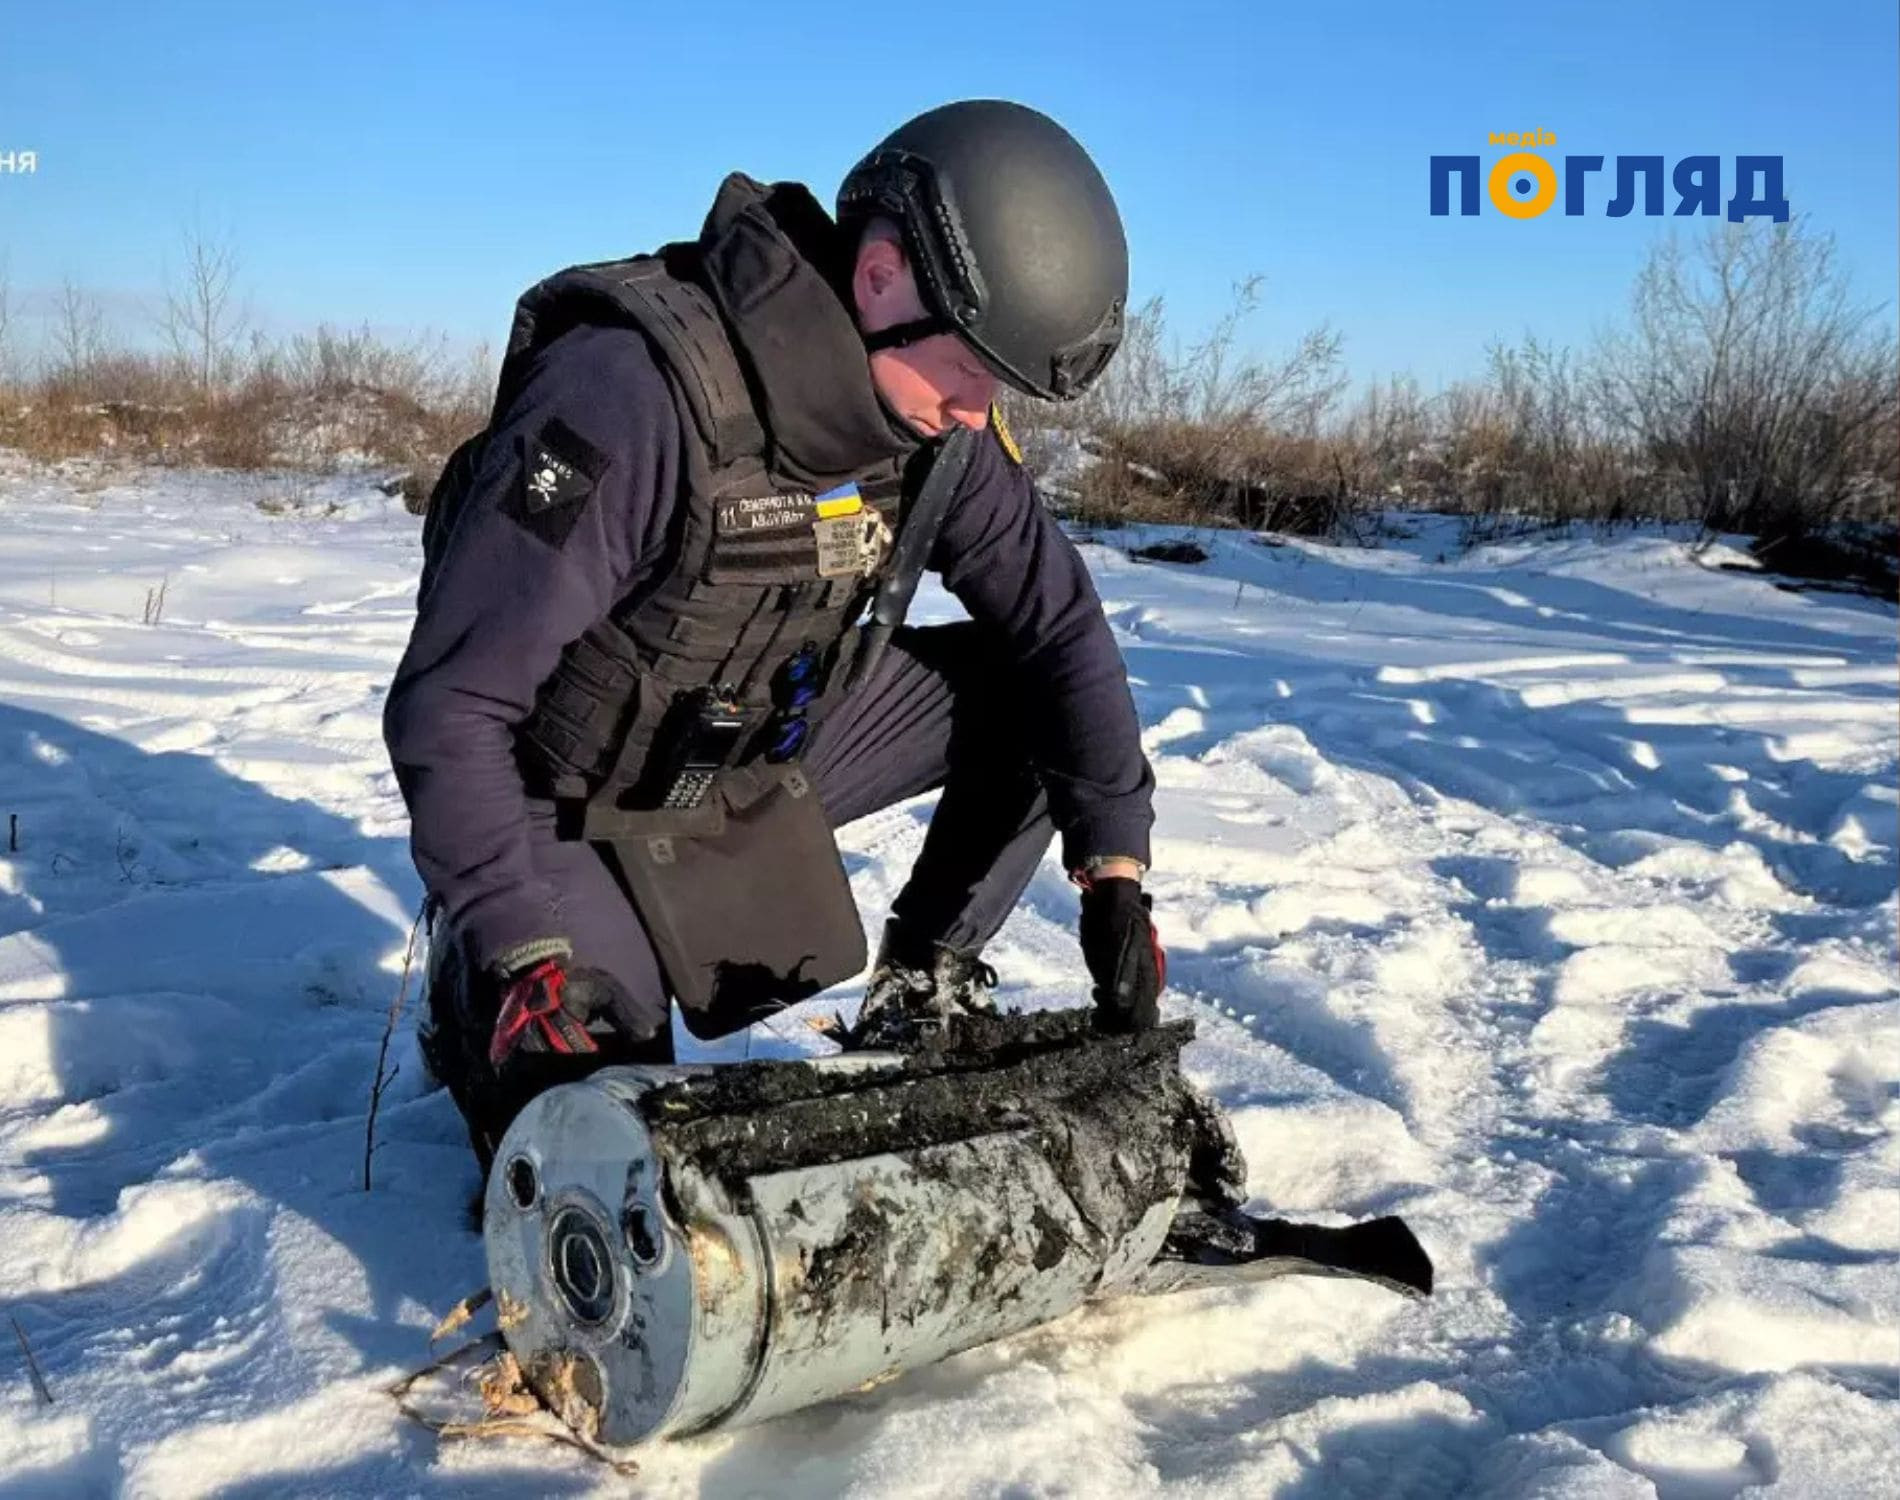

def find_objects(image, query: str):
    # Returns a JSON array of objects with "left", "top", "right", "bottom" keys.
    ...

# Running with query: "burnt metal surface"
[
  {"left": 642, "top": 1015, "right": 1194, "bottom": 1163},
  {"left": 483, "top": 1007, "right": 1434, "bottom": 1450},
  {"left": 640, "top": 1013, "right": 1200, "bottom": 1247}
]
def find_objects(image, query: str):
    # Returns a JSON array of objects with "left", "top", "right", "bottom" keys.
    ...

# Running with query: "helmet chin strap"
[{"left": 861, "top": 316, "right": 950, "bottom": 354}]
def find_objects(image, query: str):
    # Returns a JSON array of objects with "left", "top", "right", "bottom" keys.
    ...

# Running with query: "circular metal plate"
[{"left": 484, "top": 1069, "right": 701, "bottom": 1443}]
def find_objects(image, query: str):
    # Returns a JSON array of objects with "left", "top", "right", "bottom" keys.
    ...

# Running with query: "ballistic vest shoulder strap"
[{"left": 497, "top": 253, "right": 765, "bottom": 470}]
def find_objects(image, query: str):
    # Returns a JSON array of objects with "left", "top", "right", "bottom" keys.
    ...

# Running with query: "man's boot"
[{"left": 848, "top": 919, "right": 998, "bottom": 1049}]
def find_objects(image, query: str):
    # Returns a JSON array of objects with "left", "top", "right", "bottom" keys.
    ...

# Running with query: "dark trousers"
[{"left": 430, "top": 622, "right": 1055, "bottom": 1116}]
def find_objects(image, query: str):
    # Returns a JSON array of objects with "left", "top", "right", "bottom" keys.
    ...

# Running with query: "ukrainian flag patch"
[{"left": 814, "top": 483, "right": 864, "bottom": 519}]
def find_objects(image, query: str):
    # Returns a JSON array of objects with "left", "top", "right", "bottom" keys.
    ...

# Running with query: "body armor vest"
[{"left": 445, "top": 247, "right": 922, "bottom": 807}]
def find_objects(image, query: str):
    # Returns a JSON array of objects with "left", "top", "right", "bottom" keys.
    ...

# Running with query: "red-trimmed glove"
[
  {"left": 488, "top": 956, "right": 600, "bottom": 1069},
  {"left": 1077, "top": 875, "right": 1166, "bottom": 1033}
]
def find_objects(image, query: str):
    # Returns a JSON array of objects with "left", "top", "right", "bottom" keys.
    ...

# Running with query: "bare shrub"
[
  {"left": 0, "top": 287, "right": 492, "bottom": 479},
  {"left": 1599, "top": 220, "right": 1898, "bottom": 540},
  {"left": 243, "top": 323, "right": 493, "bottom": 476},
  {"left": 1049, "top": 280, "right": 1353, "bottom": 533},
  {"left": 5, "top": 219, "right": 1889, "bottom": 590},
  {"left": 1440, "top": 339, "right": 1658, "bottom": 540},
  {"left": 1006, "top": 219, "right": 1893, "bottom": 571}
]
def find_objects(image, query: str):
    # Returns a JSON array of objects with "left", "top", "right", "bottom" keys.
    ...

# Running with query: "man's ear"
[
  {"left": 862, "top": 238, "right": 896, "bottom": 294},
  {"left": 853, "top": 233, "right": 908, "bottom": 315}
]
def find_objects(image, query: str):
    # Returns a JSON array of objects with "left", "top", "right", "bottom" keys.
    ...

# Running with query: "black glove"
[
  {"left": 487, "top": 954, "right": 599, "bottom": 1069},
  {"left": 1078, "top": 876, "right": 1166, "bottom": 1033}
]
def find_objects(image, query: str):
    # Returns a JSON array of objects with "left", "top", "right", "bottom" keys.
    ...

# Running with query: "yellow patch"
[
  {"left": 815, "top": 494, "right": 864, "bottom": 519},
  {"left": 989, "top": 403, "right": 1023, "bottom": 467}
]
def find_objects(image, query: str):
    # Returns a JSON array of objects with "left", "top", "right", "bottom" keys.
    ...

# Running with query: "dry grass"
[
  {"left": 6, "top": 222, "right": 1892, "bottom": 592},
  {"left": 0, "top": 325, "right": 491, "bottom": 490},
  {"left": 1012, "top": 224, "right": 1895, "bottom": 591}
]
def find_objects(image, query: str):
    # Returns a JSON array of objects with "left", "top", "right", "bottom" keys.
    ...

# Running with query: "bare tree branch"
[
  {"left": 48, "top": 277, "right": 106, "bottom": 381},
  {"left": 158, "top": 218, "right": 247, "bottom": 394}
]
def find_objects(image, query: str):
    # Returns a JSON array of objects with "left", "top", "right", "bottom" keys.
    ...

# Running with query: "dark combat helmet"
[{"left": 837, "top": 99, "right": 1128, "bottom": 401}]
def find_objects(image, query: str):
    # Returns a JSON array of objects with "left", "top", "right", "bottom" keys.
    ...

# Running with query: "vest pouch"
[
  {"left": 519, "top": 621, "right": 656, "bottom": 798},
  {"left": 594, "top": 763, "right": 865, "bottom": 1039}
]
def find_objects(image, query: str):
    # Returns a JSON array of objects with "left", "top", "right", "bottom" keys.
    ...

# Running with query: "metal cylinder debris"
[{"left": 483, "top": 1012, "right": 1431, "bottom": 1448}]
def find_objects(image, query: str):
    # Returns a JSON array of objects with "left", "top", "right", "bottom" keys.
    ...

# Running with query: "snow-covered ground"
[{"left": 1, "top": 454, "right": 1894, "bottom": 1498}]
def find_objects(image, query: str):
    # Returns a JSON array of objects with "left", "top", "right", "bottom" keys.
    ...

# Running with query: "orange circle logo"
[{"left": 1488, "top": 153, "right": 1558, "bottom": 219}]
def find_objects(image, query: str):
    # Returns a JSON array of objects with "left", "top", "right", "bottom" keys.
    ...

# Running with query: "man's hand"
[
  {"left": 488, "top": 950, "right": 599, "bottom": 1068},
  {"left": 1077, "top": 875, "right": 1166, "bottom": 1033}
]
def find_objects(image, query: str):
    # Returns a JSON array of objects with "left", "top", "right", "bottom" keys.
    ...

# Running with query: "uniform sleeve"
[
  {"left": 382, "top": 325, "right": 685, "bottom": 967},
  {"left": 930, "top": 427, "right": 1156, "bottom": 869}
]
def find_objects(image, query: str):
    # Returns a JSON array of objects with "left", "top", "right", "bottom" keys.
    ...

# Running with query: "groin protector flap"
[{"left": 605, "top": 767, "right": 865, "bottom": 1037}]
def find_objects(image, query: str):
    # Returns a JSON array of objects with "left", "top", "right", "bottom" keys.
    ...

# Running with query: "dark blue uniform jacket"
[{"left": 383, "top": 324, "right": 1156, "bottom": 968}]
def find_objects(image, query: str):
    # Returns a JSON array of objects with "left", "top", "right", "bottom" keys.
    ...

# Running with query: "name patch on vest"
[
  {"left": 711, "top": 485, "right": 887, "bottom": 581},
  {"left": 718, "top": 492, "right": 823, "bottom": 532}
]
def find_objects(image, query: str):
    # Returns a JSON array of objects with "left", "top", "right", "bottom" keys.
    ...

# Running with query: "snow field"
[{"left": 0, "top": 457, "right": 1894, "bottom": 1496}]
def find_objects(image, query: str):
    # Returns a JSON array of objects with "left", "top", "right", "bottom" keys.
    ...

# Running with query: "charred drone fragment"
[{"left": 483, "top": 1010, "right": 1432, "bottom": 1447}]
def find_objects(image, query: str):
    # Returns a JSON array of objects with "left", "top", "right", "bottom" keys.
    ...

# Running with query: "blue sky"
[{"left": 1, "top": 1, "right": 1894, "bottom": 389}]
